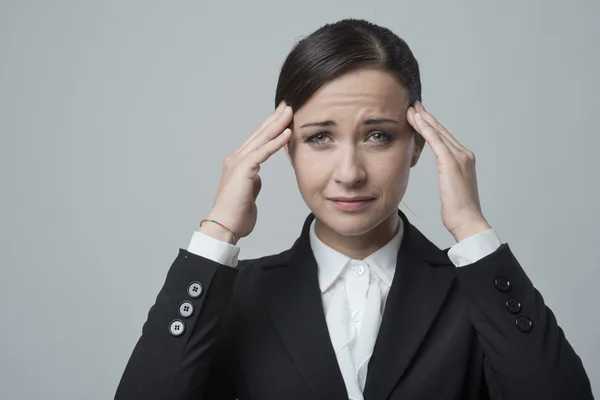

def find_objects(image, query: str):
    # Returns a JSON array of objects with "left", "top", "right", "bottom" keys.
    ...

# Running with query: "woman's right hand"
[{"left": 202, "top": 101, "right": 293, "bottom": 242}]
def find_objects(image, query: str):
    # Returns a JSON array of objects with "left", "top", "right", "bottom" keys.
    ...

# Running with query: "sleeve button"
[
  {"left": 494, "top": 275, "right": 511, "bottom": 292},
  {"left": 516, "top": 315, "right": 533, "bottom": 333},
  {"left": 179, "top": 301, "right": 194, "bottom": 318},
  {"left": 187, "top": 281, "right": 204, "bottom": 298},
  {"left": 505, "top": 297, "right": 522, "bottom": 314},
  {"left": 169, "top": 319, "right": 185, "bottom": 336}
]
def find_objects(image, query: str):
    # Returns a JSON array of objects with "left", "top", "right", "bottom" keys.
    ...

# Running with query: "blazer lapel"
[
  {"left": 265, "top": 213, "right": 348, "bottom": 400},
  {"left": 363, "top": 209, "right": 457, "bottom": 400}
]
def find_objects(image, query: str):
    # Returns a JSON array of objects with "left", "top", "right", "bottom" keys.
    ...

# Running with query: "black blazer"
[{"left": 115, "top": 209, "right": 594, "bottom": 399}]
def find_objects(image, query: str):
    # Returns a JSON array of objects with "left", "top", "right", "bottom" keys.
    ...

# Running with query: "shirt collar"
[{"left": 310, "top": 215, "right": 404, "bottom": 293}]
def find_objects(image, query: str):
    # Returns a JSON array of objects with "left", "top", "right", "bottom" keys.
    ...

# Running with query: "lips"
[
  {"left": 328, "top": 196, "right": 375, "bottom": 211},
  {"left": 328, "top": 196, "right": 375, "bottom": 202}
]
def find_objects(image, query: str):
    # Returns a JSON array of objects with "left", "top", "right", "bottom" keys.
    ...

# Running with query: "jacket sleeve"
[
  {"left": 454, "top": 243, "right": 594, "bottom": 399},
  {"left": 114, "top": 248, "right": 239, "bottom": 400}
]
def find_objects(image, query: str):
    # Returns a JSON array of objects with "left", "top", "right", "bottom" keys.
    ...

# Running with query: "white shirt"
[{"left": 187, "top": 214, "right": 502, "bottom": 399}]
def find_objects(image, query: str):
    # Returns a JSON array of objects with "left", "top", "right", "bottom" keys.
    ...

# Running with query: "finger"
[
  {"left": 241, "top": 106, "right": 293, "bottom": 156},
  {"left": 418, "top": 112, "right": 463, "bottom": 158},
  {"left": 421, "top": 113, "right": 465, "bottom": 152},
  {"left": 236, "top": 101, "right": 286, "bottom": 154},
  {"left": 417, "top": 111, "right": 461, "bottom": 155},
  {"left": 437, "top": 128, "right": 462, "bottom": 157},
  {"left": 235, "top": 101, "right": 287, "bottom": 155},
  {"left": 406, "top": 106, "right": 418, "bottom": 131},
  {"left": 249, "top": 128, "right": 292, "bottom": 165},
  {"left": 413, "top": 112, "right": 455, "bottom": 160},
  {"left": 416, "top": 102, "right": 467, "bottom": 152}
]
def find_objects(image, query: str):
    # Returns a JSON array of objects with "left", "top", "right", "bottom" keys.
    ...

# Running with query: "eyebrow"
[{"left": 299, "top": 118, "right": 399, "bottom": 128}]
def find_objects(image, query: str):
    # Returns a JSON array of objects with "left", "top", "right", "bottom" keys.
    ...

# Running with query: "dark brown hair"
[{"left": 275, "top": 18, "right": 424, "bottom": 148}]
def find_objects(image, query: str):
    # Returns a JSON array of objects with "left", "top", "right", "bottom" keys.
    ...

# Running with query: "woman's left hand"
[{"left": 407, "top": 101, "right": 492, "bottom": 243}]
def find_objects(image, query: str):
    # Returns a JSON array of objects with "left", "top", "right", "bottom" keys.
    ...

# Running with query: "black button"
[
  {"left": 516, "top": 315, "right": 533, "bottom": 333},
  {"left": 505, "top": 297, "right": 522, "bottom": 314},
  {"left": 494, "top": 275, "right": 511, "bottom": 292}
]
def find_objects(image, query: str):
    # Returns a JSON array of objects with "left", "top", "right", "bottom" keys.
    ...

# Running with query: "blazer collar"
[{"left": 264, "top": 208, "right": 456, "bottom": 400}]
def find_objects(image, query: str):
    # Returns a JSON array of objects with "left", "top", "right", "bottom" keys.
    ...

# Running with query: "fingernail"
[
  {"left": 415, "top": 112, "right": 422, "bottom": 119},
  {"left": 277, "top": 101, "right": 286, "bottom": 111}
]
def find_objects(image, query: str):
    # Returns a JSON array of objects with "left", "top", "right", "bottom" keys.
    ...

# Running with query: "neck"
[{"left": 313, "top": 212, "right": 400, "bottom": 260}]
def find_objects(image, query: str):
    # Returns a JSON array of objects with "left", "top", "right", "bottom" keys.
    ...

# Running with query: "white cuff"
[
  {"left": 447, "top": 229, "right": 502, "bottom": 267},
  {"left": 187, "top": 230, "right": 240, "bottom": 268}
]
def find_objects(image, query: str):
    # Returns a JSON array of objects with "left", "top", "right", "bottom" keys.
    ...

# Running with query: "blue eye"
[
  {"left": 305, "top": 133, "right": 329, "bottom": 145},
  {"left": 305, "top": 131, "right": 393, "bottom": 146},
  {"left": 369, "top": 131, "right": 392, "bottom": 144}
]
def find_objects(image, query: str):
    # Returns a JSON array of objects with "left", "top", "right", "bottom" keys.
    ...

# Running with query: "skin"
[
  {"left": 284, "top": 67, "right": 492, "bottom": 260},
  {"left": 285, "top": 68, "right": 426, "bottom": 259},
  {"left": 203, "top": 66, "right": 491, "bottom": 257}
]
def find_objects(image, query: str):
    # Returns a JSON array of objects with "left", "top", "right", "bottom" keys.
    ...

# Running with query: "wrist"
[
  {"left": 196, "top": 222, "right": 236, "bottom": 245},
  {"left": 451, "top": 220, "right": 492, "bottom": 243}
]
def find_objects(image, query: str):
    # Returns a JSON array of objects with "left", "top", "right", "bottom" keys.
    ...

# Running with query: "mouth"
[{"left": 328, "top": 196, "right": 375, "bottom": 212}]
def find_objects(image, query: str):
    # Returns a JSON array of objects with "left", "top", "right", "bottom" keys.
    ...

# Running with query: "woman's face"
[{"left": 286, "top": 67, "right": 423, "bottom": 237}]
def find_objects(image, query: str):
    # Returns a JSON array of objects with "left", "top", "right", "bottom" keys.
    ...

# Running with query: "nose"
[{"left": 332, "top": 146, "right": 366, "bottom": 188}]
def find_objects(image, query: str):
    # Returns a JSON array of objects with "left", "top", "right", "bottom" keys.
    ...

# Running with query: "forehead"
[{"left": 294, "top": 68, "right": 408, "bottom": 121}]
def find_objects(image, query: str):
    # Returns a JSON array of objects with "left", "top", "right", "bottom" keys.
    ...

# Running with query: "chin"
[{"left": 314, "top": 208, "right": 384, "bottom": 237}]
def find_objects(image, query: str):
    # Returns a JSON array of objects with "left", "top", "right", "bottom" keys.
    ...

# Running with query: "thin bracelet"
[{"left": 200, "top": 219, "right": 238, "bottom": 245}]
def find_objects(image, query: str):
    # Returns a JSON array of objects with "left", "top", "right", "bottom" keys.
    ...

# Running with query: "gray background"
[{"left": 1, "top": 0, "right": 598, "bottom": 399}]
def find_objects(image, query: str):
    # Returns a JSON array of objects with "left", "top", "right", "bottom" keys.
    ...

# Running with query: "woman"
[{"left": 115, "top": 19, "right": 593, "bottom": 399}]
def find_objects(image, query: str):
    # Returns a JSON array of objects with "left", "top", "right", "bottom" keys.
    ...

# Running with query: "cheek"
[
  {"left": 291, "top": 149, "right": 329, "bottom": 190},
  {"left": 367, "top": 148, "right": 412, "bottom": 191}
]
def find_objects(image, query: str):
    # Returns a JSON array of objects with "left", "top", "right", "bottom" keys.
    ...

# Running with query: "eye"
[
  {"left": 305, "top": 132, "right": 330, "bottom": 145},
  {"left": 369, "top": 131, "right": 393, "bottom": 144},
  {"left": 304, "top": 131, "right": 393, "bottom": 146}
]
